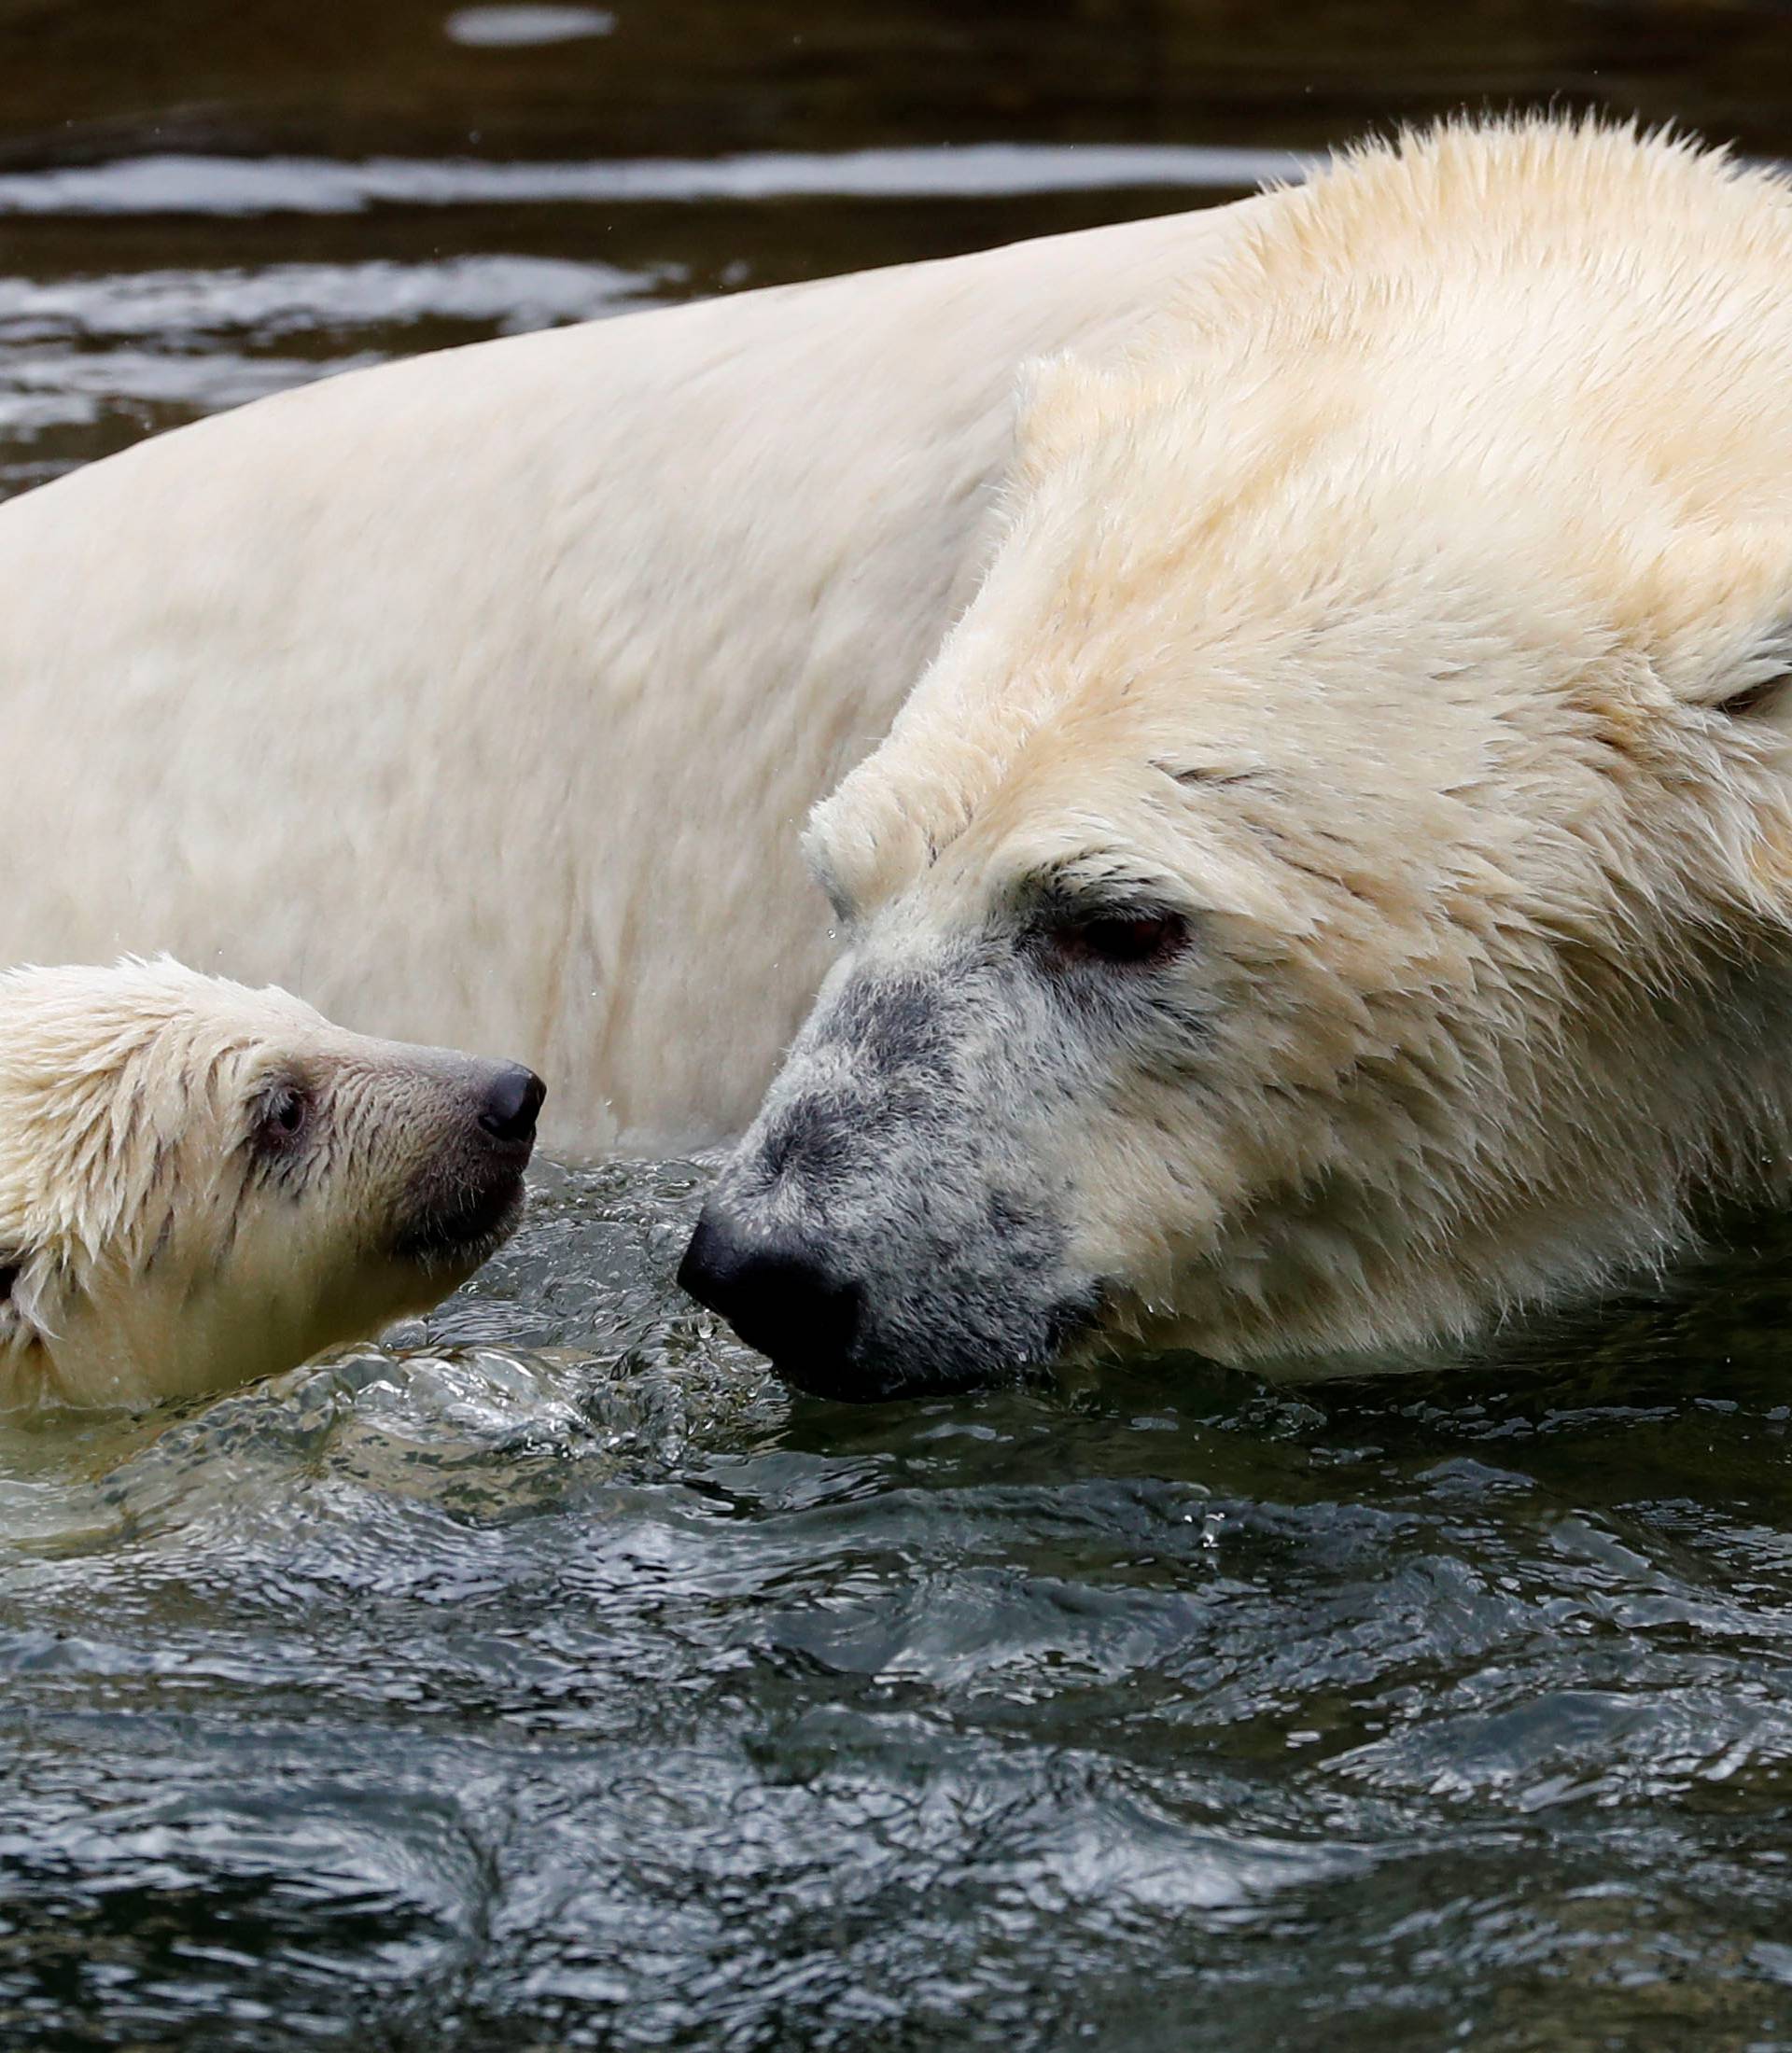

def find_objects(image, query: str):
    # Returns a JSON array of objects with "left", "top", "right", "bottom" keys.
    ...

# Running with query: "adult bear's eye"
[
  {"left": 1047, "top": 912, "right": 1189, "bottom": 971},
  {"left": 253, "top": 1082, "right": 312, "bottom": 1152}
]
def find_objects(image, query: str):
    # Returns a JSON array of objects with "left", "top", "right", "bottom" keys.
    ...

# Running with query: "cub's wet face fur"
[
  {"left": 685, "top": 122, "right": 1792, "bottom": 1399},
  {"left": 0, "top": 958, "right": 543, "bottom": 1410}
]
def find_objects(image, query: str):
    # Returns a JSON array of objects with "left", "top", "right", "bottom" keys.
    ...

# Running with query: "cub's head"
[
  {"left": 681, "top": 123, "right": 1792, "bottom": 1396},
  {"left": 0, "top": 958, "right": 544, "bottom": 1409}
]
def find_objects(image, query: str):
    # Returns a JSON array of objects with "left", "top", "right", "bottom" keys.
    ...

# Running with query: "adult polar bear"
[
  {"left": 0, "top": 191, "right": 1266, "bottom": 1153},
  {"left": 684, "top": 121, "right": 1792, "bottom": 1397}
]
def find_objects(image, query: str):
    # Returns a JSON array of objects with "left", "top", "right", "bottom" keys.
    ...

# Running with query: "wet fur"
[
  {"left": 0, "top": 959, "right": 530, "bottom": 1410},
  {"left": 713, "top": 119, "right": 1792, "bottom": 1387}
]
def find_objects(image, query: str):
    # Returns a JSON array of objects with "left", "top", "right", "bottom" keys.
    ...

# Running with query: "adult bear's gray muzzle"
[
  {"left": 675, "top": 950, "right": 1098, "bottom": 1402},
  {"left": 677, "top": 1205, "right": 869, "bottom": 1398}
]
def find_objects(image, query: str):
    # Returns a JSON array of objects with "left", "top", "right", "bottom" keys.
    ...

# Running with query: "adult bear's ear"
[
  {"left": 0, "top": 1255, "right": 24, "bottom": 1351},
  {"left": 1629, "top": 524, "right": 1792, "bottom": 732},
  {"left": 1011, "top": 352, "right": 1174, "bottom": 488}
]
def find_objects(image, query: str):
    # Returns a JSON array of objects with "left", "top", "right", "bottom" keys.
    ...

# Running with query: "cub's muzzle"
[{"left": 393, "top": 1058, "right": 545, "bottom": 1264}]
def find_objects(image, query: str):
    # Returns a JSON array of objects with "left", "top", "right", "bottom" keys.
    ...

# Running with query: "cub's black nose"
[
  {"left": 678, "top": 1205, "right": 861, "bottom": 1372},
  {"left": 479, "top": 1063, "right": 546, "bottom": 1146}
]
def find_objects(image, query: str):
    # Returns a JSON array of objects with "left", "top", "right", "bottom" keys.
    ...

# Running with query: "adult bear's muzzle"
[
  {"left": 676, "top": 948, "right": 1096, "bottom": 1401},
  {"left": 677, "top": 1205, "right": 869, "bottom": 1395},
  {"left": 679, "top": 1184, "right": 1085, "bottom": 1400}
]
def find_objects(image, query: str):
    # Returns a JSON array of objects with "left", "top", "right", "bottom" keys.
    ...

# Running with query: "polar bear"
[
  {"left": 0, "top": 189, "right": 1267, "bottom": 1152},
  {"left": 0, "top": 958, "right": 543, "bottom": 1410},
  {"left": 680, "top": 119, "right": 1792, "bottom": 1397}
]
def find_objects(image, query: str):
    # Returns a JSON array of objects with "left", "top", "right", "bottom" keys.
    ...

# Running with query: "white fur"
[
  {"left": 0, "top": 200, "right": 1262, "bottom": 1152},
  {"left": 697, "top": 119, "right": 1792, "bottom": 1385},
  {"left": 0, "top": 958, "right": 527, "bottom": 1411}
]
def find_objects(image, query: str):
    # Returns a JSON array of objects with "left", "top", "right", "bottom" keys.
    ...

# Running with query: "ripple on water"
[
  {"left": 9, "top": 1166, "right": 1792, "bottom": 2043},
  {"left": 0, "top": 253, "right": 669, "bottom": 496}
]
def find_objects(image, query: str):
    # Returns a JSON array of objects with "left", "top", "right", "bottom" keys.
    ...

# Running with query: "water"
[
  {"left": 7, "top": 2, "right": 1792, "bottom": 2046},
  {"left": 11, "top": 1166, "right": 1792, "bottom": 2048}
]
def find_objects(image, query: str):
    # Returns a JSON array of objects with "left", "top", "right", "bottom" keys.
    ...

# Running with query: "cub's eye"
[
  {"left": 253, "top": 1083, "right": 312, "bottom": 1152},
  {"left": 1045, "top": 912, "right": 1190, "bottom": 971}
]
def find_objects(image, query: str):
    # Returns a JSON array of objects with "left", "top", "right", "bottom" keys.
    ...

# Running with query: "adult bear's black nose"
[
  {"left": 678, "top": 1204, "right": 861, "bottom": 1375},
  {"left": 478, "top": 1063, "right": 546, "bottom": 1146}
]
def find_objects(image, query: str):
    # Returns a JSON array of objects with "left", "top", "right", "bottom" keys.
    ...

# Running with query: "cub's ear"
[{"left": 1708, "top": 663, "right": 1792, "bottom": 726}]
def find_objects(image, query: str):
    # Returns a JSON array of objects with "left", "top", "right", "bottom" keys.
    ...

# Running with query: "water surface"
[{"left": 11, "top": 1164, "right": 1792, "bottom": 2047}]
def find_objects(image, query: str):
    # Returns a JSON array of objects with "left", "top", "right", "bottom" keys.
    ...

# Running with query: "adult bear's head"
[{"left": 682, "top": 119, "right": 1792, "bottom": 1398}]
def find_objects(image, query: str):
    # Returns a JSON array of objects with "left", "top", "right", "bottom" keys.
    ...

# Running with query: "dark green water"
[{"left": 6, "top": 2, "right": 1792, "bottom": 2046}]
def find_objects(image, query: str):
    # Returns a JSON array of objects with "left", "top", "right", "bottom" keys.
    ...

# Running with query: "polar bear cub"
[{"left": 0, "top": 957, "right": 544, "bottom": 1410}]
